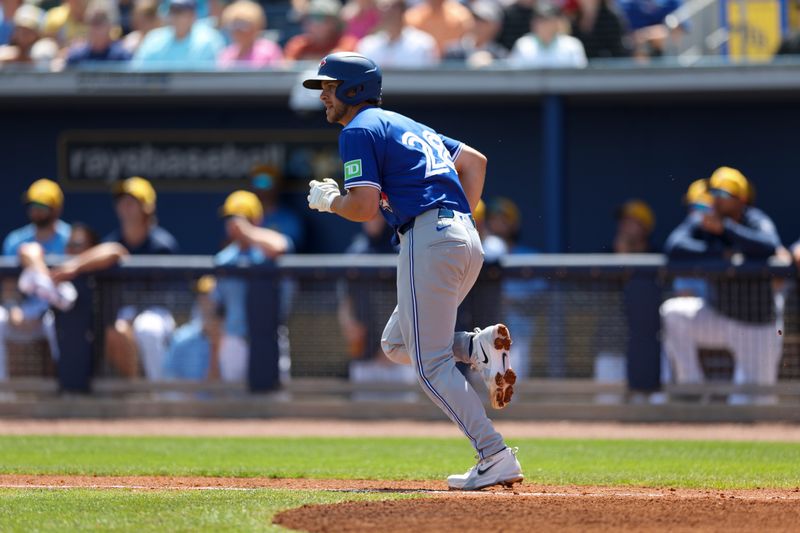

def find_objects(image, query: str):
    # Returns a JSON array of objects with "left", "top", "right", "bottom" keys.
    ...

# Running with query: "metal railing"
[{"left": 0, "top": 254, "right": 798, "bottom": 411}]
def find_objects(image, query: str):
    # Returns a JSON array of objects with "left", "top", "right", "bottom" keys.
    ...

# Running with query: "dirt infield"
[
  {"left": 1, "top": 475, "right": 799, "bottom": 532},
  {"left": 274, "top": 492, "right": 800, "bottom": 533}
]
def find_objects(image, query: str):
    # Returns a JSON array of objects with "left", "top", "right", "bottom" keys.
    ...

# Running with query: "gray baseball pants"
[{"left": 380, "top": 208, "right": 506, "bottom": 459}]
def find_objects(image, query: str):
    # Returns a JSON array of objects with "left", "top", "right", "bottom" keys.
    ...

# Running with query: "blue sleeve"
[
  {"left": 110, "top": 42, "right": 133, "bottom": 61},
  {"left": 438, "top": 133, "right": 464, "bottom": 161},
  {"left": 153, "top": 228, "right": 179, "bottom": 254},
  {"left": 339, "top": 128, "right": 382, "bottom": 191},
  {"left": 664, "top": 216, "right": 709, "bottom": 258},
  {"left": 722, "top": 211, "right": 780, "bottom": 257},
  {"left": 2, "top": 232, "right": 16, "bottom": 256},
  {"left": 65, "top": 46, "right": 84, "bottom": 66}
]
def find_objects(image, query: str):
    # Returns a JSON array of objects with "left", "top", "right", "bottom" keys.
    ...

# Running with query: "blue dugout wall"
[{"left": 1, "top": 66, "right": 800, "bottom": 254}]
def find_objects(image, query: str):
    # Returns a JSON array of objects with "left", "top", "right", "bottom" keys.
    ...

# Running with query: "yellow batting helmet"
[
  {"left": 709, "top": 166, "right": 749, "bottom": 202},
  {"left": 684, "top": 179, "right": 712, "bottom": 209},
  {"left": 220, "top": 190, "right": 263, "bottom": 222},
  {"left": 114, "top": 177, "right": 157, "bottom": 214},
  {"left": 24, "top": 179, "right": 64, "bottom": 210},
  {"left": 617, "top": 199, "right": 655, "bottom": 234}
]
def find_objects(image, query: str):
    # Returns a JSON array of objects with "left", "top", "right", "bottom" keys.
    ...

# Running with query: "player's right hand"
[{"left": 307, "top": 178, "right": 341, "bottom": 213}]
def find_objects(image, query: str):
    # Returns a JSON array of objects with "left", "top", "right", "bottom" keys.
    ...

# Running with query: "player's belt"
[{"left": 397, "top": 208, "right": 475, "bottom": 235}]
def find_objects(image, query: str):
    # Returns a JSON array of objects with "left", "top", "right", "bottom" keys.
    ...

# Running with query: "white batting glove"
[{"left": 307, "top": 178, "right": 341, "bottom": 213}]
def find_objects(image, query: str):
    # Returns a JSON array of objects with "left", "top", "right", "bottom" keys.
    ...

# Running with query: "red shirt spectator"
[{"left": 284, "top": 0, "right": 358, "bottom": 60}]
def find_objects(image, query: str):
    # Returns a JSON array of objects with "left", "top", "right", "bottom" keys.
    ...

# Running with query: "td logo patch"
[{"left": 344, "top": 159, "right": 362, "bottom": 182}]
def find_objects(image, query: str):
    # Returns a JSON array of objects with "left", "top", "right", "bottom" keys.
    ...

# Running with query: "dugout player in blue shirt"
[{"left": 303, "top": 52, "right": 523, "bottom": 490}]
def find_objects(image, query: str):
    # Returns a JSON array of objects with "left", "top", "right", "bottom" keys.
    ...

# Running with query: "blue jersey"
[
  {"left": 2, "top": 220, "right": 72, "bottom": 256},
  {"left": 339, "top": 107, "right": 471, "bottom": 229}
]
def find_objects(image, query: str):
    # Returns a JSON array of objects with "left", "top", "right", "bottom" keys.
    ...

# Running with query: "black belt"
[{"left": 397, "top": 208, "right": 475, "bottom": 236}]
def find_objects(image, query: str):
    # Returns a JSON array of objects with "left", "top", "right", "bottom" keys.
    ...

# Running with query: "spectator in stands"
[
  {"left": 217, "top": 0, "right": 283, "bottom": 68},
  {"left": 0, "top": 179, "right": 71, "bottom": 381},
  {"left": 43, "top": 0, "right": 89, "bottom": 47},
  {"left": 213, "top": 190, "right": 291, "bottom": 381},
  {"left": 3, "top": 179, "right": 71, "bottom": 257},
  {"left": 657, "top": 178, "right": 713, "bottom": 389},
  {"left": 0, "top": 4, "right": 46, "bottom": 66},
  {"left": 356, "top": 0, "right": 438, "bottom": 68},
  {"left": 54, "top": 177, "right": 179, "bottom": 380},
  {"left": 660, "top": 167, "right": 783, "bottom": 404},
  {"left": 671, "top": 179, "right": 712, "bottom": 299},
  {"left": 342, "top": 0, "right": 380, "bottom": 39},
  {"left": 162, "top": 275, "right": 223, "bottom": 380},
  {"left": 249, "top": 165, "right": 306, "bottom": 252},
  {"left": 404, "top": 0, "right": 473, "bottom": 55},
  {"left": 508, "top": 2, "right": 587, "bottom": 68},
  {"left": 121, "top": 0, "right": 162, "bottom": 55},
  {"left": 607, "top": 198, "right": 660, "bottom": 396},
  {"left": 616, "top": 0, "right": 683, "bottom": 59},
  {"left": 495, "top": 0, "right": 535, "bottom": 52},
  {"left": 571, "top": 0, "right": 630, "bottom": 59},
  {"left": 133, "top": 0, "right": 225, "bottom": 68},
  {"left": 612, "top": 199, "right": 655, "bottom": 253},
  {"left": 0, "top": 223, "right": 99, "bottom": 382},
  {"left": 283, "top": 0, "right": 358, "bottom": 61},
  {"left": 0, "top": 0, "right": 21, "bottom": 46},
  {"left": 444, "top": 0, "right": 506, "bottom": 68},
  {"left": 104, "top": 177, "right": 178, "bottom": 255},
  {"left": 65, "top": 1, "right": 131, "bottom": 66}
]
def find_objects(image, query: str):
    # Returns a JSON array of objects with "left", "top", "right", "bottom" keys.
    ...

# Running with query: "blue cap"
[{"left": 169, "top": 0, "right": 197, "bottom": 10}]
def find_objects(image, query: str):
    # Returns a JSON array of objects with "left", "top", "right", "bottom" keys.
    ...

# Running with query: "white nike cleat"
[
  {"left": 471, "top": 324, "right": 516, "bottom": 409},
  {"left": 447, "top": 447, "right": 524, "bottom": 491}
]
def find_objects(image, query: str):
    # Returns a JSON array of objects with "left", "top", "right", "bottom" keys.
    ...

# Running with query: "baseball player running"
[{"left": 304, "top": 52, "right": 523, "bottom": 490}]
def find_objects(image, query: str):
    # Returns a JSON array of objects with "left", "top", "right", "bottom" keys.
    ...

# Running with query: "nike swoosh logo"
[
  {"left": 479, "top": 345, "right": 489, "bottom": 365},
  {"left": 436, "top": 225, "right": 449, "bottom": 231},
  {"left": 502, "top": 352, "right": 507, "bottom": 371},
  {"left": 477, "top": 461, "right": 499, "bottom": 476}
]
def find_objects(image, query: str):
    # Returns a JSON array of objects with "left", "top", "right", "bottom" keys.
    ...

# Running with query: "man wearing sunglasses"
[
  {"left": 3, "top": 179, "right": 71, "bottom": 258},
  {"left": 0, "top": 179, "right": 71, "bottom": 381},
  {"left": 661, "top": 167, "right": 783, "bottom": 405}
]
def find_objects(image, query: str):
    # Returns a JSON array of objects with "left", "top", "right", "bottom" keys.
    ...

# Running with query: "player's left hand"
[{"left": 307, "top": 178, "right": 341, "bottom": 213}]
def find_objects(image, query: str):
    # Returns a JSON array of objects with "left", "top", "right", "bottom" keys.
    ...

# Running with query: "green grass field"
[
  {"left": 0, "top": 488, "right": 417, "bottom": 532},
  {"left": 0, "top": 435, "right": 798, "bottom": 532}
]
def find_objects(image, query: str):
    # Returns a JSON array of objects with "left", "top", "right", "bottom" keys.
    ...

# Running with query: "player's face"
[
  {"left": 713, "top": 194, "right": 742, "bottom": 218},
  {"left": 320, "top": 81, "right": 349, "bottom": 125},
  {"left": 115, "top": 194, "right": 148, "bottom": 226},
  {"left": 27, "top": 204, "right": 56, "bottom": 228}
]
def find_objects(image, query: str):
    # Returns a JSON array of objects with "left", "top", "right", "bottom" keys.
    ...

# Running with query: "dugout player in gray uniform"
[{"left": 304, "top": 52, "right": 523, "bottom": 490}]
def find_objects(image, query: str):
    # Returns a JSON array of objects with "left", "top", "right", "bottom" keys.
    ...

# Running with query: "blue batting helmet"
[{"left": 302, "top": 52, "right": 382, "bottom": 106}]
